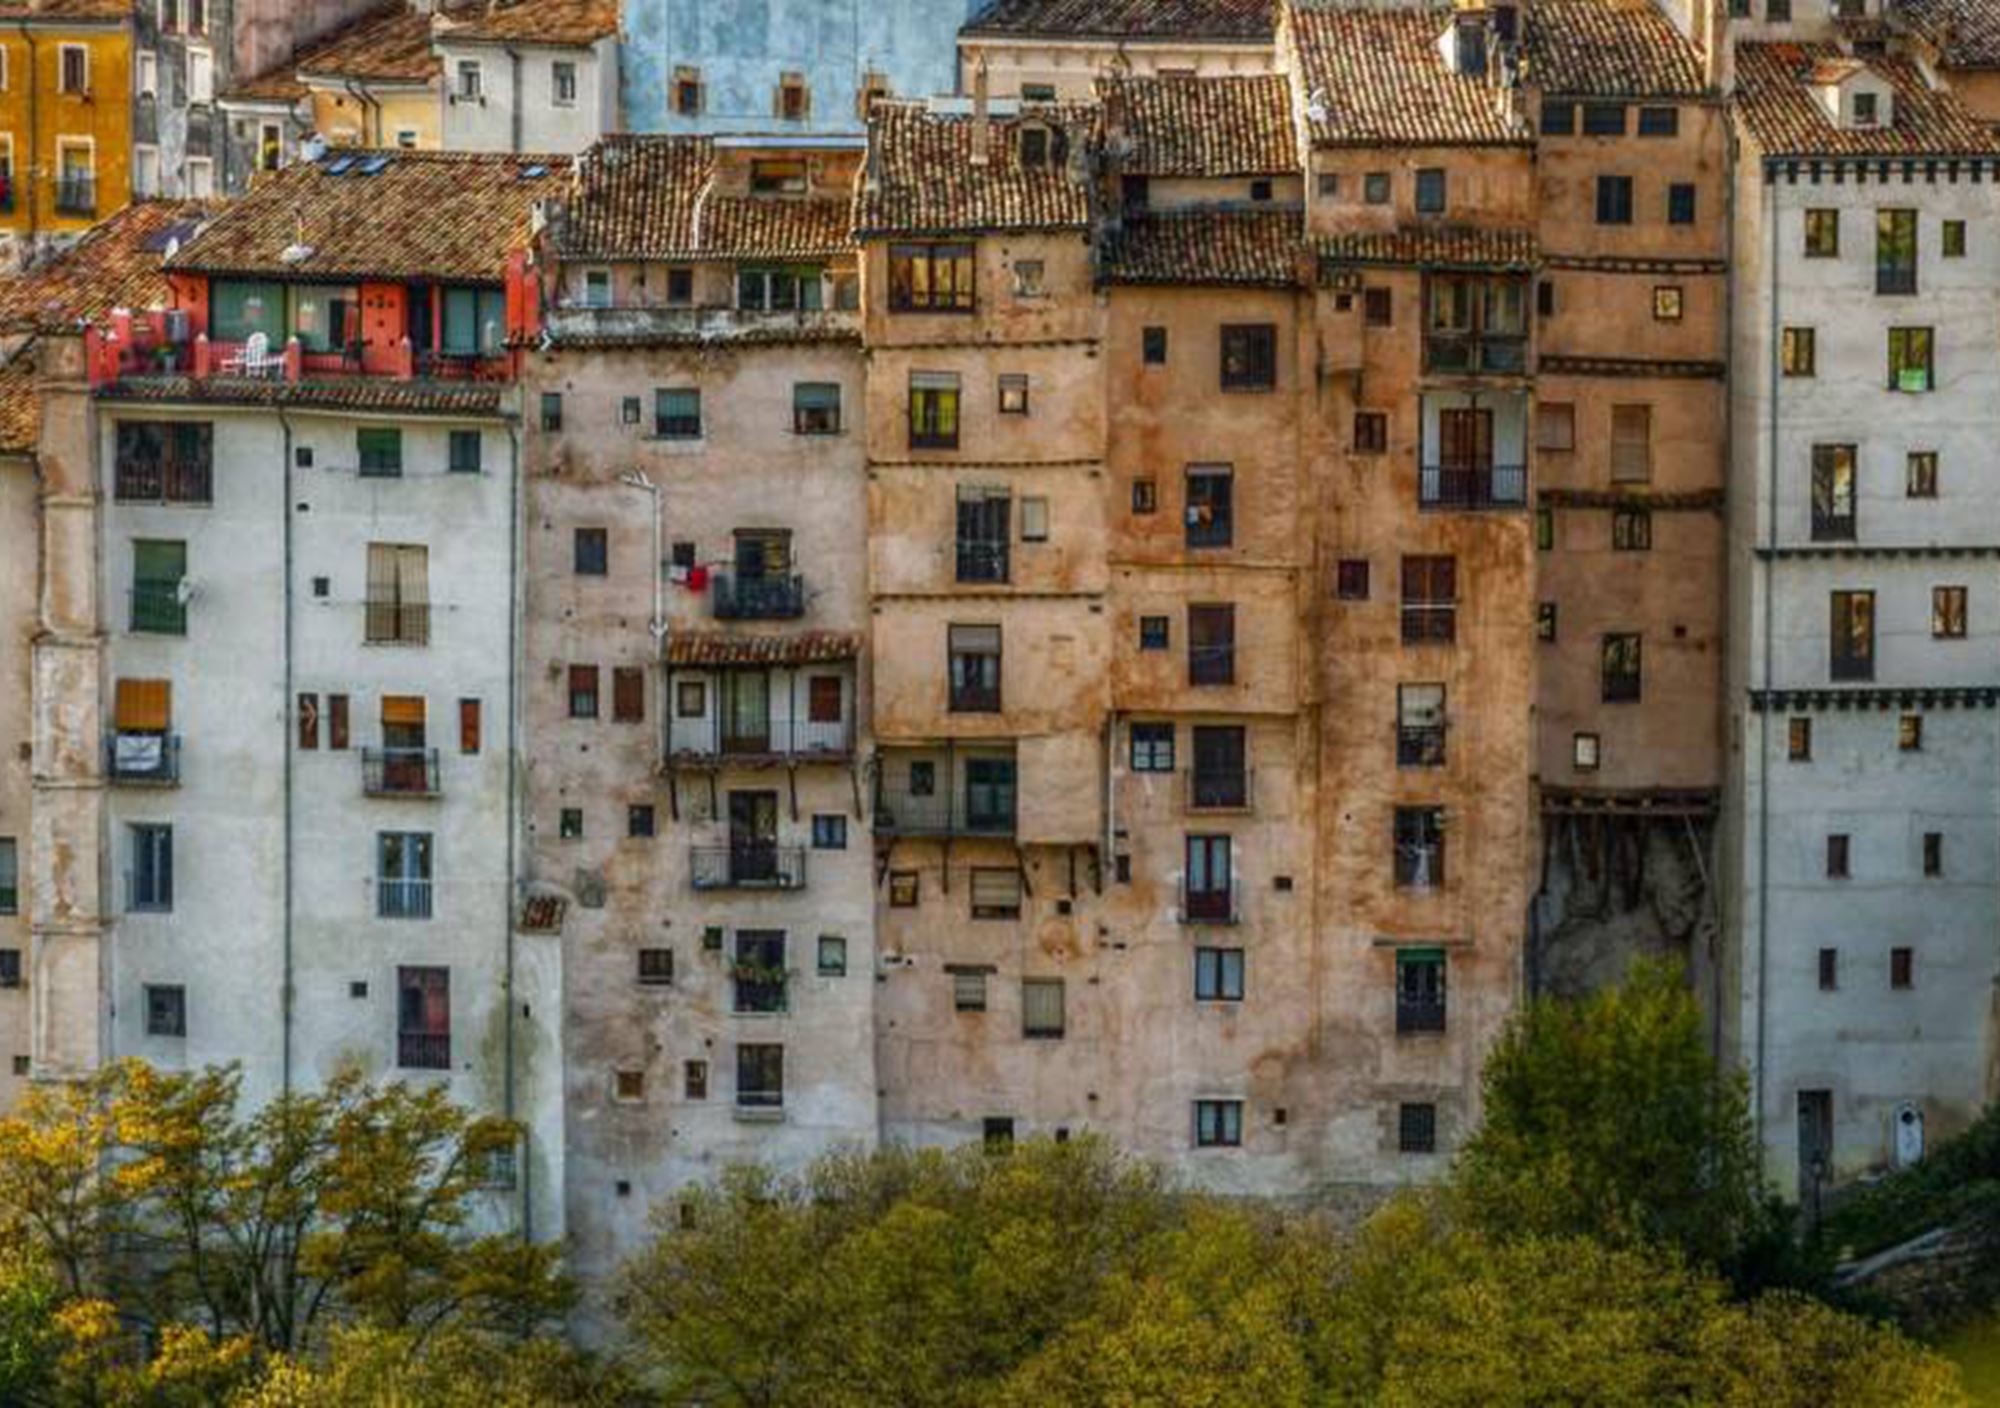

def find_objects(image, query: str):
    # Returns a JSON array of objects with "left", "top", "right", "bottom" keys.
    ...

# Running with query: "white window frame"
[
  {"left": 57, "top": 43, "right": 88, "bottom": 95},
  {"left": 551, "top": 59, "right": 577, "bottom": 107},
  {"left": 185, "top": 156, "right": 213, "bottom": 198},
  {"left": 133, "top": 143, "right": 160, "bottom": 197},
  {"left": 456, "top": 59, "right": 482, "bottom": 101},
  {"left": 395, "top": 129, "right": 418, "bottom": 150},
  {"left": 137, "top": 50, "right": 157, "bottom": 98},
  {"left": 186, "top": 46, "right": 213, "bottom": 104}
]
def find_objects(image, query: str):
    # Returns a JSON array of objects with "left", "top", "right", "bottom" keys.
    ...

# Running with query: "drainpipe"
[
  {"left": 619, "top": 470, "right": 667, "bottom": 774},
  {"left": 342, "top": 79, "right": 381, "bottom": 146},
  {"left": 506, "top": 416, "right": 528, "bottom": 1240},
  {"left": 505, "top": 47, "right": 523, "bottom": 153},
  {"left": 1753, "top": 160, "right": 1779, "bottom": 1150},
  {"left": 16, "top": 24, "right": 38, "bottom": 243},
  {"left": 1715, "top": 102, "right": 1737, "bottom": 1069},
  {"left": 278, "top": 403, "right": 296, "bottom": 1093}
]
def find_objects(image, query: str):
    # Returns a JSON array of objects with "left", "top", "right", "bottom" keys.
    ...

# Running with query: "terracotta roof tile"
[
  {"left": 0, "top": 347, "right": 37, "bottom": 455},
  {"left": 435, "top": 0, "right": 617, "bottom": 46},
  {"left": 1317, "top": 225, "right": 1538, "bottom": 269},
  {"left": 665, "top": 631, "right": 863, "bottom": 666},
  {"left": 555, "top": 137, "right": 856, "bottom": 262},
  {"left": 1105, "top": 210, "right": 1303, "bottom": 285},
  {"left": 856, "top": 102, "right": 1095, "bottom": 237},
  {"left": 1524, "top": 0, "right": 1707, "bottom": 98},
  {"left": 1894, "top": 0, "right": 2000, "bottom": 67},
  {"left": 97, "top": 376, "right": 508, "bottom": 416},
  {"left": 1292, "top": 3, "right": 1529, "bottom": 148},
  {"left": 963, "top": 0, "right": 1273, "bottom": 40},
  {"left": 0, "top": 0, "right": 126, "bottom": 20},
  {"left": 0, "top": 200, "right": 218, "bottom": 333},
  {"left": 166, "top": 149, "right": 569, "bottom": 282},
  {"left": 1734, "top": 42, "right": 1999, "bottom": 156},
  {"left": 1103, "top": 74, "right": 1297, "bottom": 176},
  {"left": 293, "top": 4, "right": 440, "bottom": 86}
]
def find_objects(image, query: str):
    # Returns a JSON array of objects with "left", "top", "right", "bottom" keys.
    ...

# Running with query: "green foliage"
[
  {"left": 1453, "top": 956, "right": 1769, "bottom": 1269},
  {"left": 1823, "top": 1101, "right": 2000, "bottom": 1259}
]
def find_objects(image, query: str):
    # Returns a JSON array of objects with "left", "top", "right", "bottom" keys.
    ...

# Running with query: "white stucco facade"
[{"left": 435, "top": 36, "right": 620, "bottom": 155}]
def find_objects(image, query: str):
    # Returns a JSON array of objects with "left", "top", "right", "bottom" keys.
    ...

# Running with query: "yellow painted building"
[{"left": 0, "top": 0, "right": 133, "bottom": 242}]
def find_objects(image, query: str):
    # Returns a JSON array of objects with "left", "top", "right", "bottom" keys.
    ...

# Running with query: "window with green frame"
[
  {"left": 290, "top": 285, "right": 359, "bottom": 352},
  {"left": 1888, "top": 326, "right": 1933, "bottom": 392},
  {"left": 737, "top": 265, "right": 823, "bottom": 312},
  {"left": 358, "top": 427, "right": 403, "bottom": 477},
  {"left": 130, "top": 539, "right": 187, "bottom": 634},
  {"left": 439, "top": 286, "right": 507, "bottom": 356},
  {"left": 448, "top": 430, "right": 482, "bottom": 473},
  {"left": 210, "top": 279, "right": 285, "bottom": 343}
]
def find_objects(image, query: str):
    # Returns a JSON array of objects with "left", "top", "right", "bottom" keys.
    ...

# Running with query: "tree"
[{"left": 1453, "top": 957, "right": 1768, "bottom": 1268}]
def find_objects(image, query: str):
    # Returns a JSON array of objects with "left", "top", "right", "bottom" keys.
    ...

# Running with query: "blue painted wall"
[{"left": 623, "top": 0, "right": 978, "bottom": 134}]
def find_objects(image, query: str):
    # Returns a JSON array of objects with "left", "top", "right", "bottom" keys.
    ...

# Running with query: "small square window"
[
  {"left": 560, "top": 808, "right": 583, "bottom": 839},
  {"left": 972, "top": 867, "right": 1023, "bottom": 920},
  {"left": 1317, "top": 172, "right": 1339, "bottom": 196},
  {"left": 1573, "top": 732, "right": 1601, "bottom": 771},
  {"left": 1139, "top": 615, "right": 1170, "bottom": 651},
  {"left": 1923, "top": 832, "right": 1943, "bottom": 877},
  {"left": 1195, "top": 1098, "right": 1243, "bottom": 1147},
  {"left": 574, "top": 527, "right": 609, "bottom": 576},
  {"left": 1249, "top": 178, "right": 1273, "bottom": 202},
  {"left": 1414, "top": 167, "right": 1445, "bottom": 214},
  {"left": 1612, "top": 508, "right": 1652, "bottom": 551},
  {"left": 998, "top": 373, "right": 1029, "bottom": 415},
  {"left": 1899, "top": 714, "right": 1923, "bottom": 752},
  {"left": 1132, "top": 479, "right": 1158, "bottom": 514},
  {"left": 628, "top": 804, "right": 656, "bottom": 838},
  {"left": 890, "top": 871, "right": 919, "bottom": 907},
  {"left": 983, "top": 1116, "right": 1016, "bottom": 1149},
  {"left": 1891, "top": 946, "right": 1914, "bottom": 989},
  {"left": 638, "top": 948, "right": 673, "bottom": 985},
  {"left": 1142, "top": 326, "right": 1168, "bottom": 364},
  {"left": 817, "top": 935, "right": 847, "bottom": 976},
  {"left": 1363, "top": 171, "right": 1390, "bottom": 204},
  {"left": 614, "top": 1069, "right": 645, "bottom": 1102},
  {"left": 1012, "top": 260, "right": 1045, "bottom": 297},
  {"left": 1668, "top": 182, "right": 1696, "bottom": 224},
  {"left": 675, "top": 680, "right": 705, "bottom": 718},
  {"left": 621, "top": 396, "right": 641, "bottom": 425},
  {"left": 1944, "top": 220, "right": 1967, "bottom": 258},
  {"left": 812, "top": 814, "right": 847, "bottom": 849},
  {"left": 1336, "top": 559, "right": 1370, "bottom": 601},
  {"left": 1788, "top": 717, "right": 1812, "bottom": 761},
  {"left": 1637, "top": 105, "right": 1679, "bottom": 136},
  {"left": 448, "top": 430, "right": 482, "bottom": 473},
  {"left": 1353, "top": 411, "right": 1388, "bottom": 453},
  {"left": 1130, "top": 721, "right": 1175, "bottom": 772},
  {"left": 1363, "top": 287, "right": 1392, "bottom": 327},
  {"left": 145, "top": 984, "right": 186, "bottom": 1038},
  {"left": 1907, "top": 452, "right": 1938, "bottom": 498},
  {"left": 1932, "top": 585, "right": 1968, "bottom": 639},
  {"left": 952, "top": 969, "right": 988, "bottom": 1012},
  {"left": 1782, "top": 327, "right": 1816, "bottom": 377},
  {"left": 1653, "top": 286, "right": 1683, "bottom": 321},
  {"left": 683, "top": 1059, "right": 708, "bottom": 1099},
  {"left": 1398, "top": 1101, "right": 1437, "bottom": 1154},
  {"left": 1536, "top": 403, "right": 1575, "bottom": 451},
  {"left": 540, "top": 392, "right": 563, "bottom": 432},
  {"left": 666, "top": 268, "right": 694, "bottom": 304},
  {"left": 1542, "top": 101, "right": 1576, "bottom": 135}
]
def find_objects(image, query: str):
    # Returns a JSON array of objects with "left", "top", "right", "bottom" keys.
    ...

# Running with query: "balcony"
[
  {"left": 115, "top": 457, "right": 213, "bottom": 505},
  {"left": 874, "top": 754, "right": 1017, "bottom": 838},
  {"left": 1185, "top": 768, "right": 1252, "bottom": 813},
  {"left": 1396, "top": 996, "right": 1447, "bottom": 1034},
  {"left": 711, "top": 572, "right": 806, "bottom": 621},
  {"left": 363, "top": 601, "right": 430, "bottom": 647},
  {"left": 1424, "top": 331, "right": 1527, "bottom": 376},
  {"left": 128, "top": 584, "right": 187, "bottom": 636},
  {"left": 1397, "top": 724, "right": 1447, "bottom": 768},
  {"left": 1422, "top": 273, "right": 1529, "bottom": 378},
  {"left": 1179, "top": 878, "right": 1241, "bottom": 925},
  {"left": 363, "top": 748, "right": 441, "bottom": 798},
  {"left": 1188, "top": 645, "right": 1236, "bottom": 687},
  {"left": 955, "top": 541, "right": 1010, "bottom": 584},
  {"left": 690, "top": 845, "right": 807, "bottom": 891},
  {"left": 378, "top": 878, "right": 433, "bottom": 920},
  {"left": 397, "top": 1032, "right": 451, "bottom": 1069},
  {"left": 1419, "top": 464, "right": 1526, "bottom": 509},
  {"left": 106, "top": 732, "right": 180, "bottom": 786},
  {"left": 1876, "top": 264, "right": 1917, "bottom": 296},
  {"left": 542, "top": 304, "right": 857, "bottom": 347},
  {"left": 55, "top": 178, "right": 95, "bottom": 217}
]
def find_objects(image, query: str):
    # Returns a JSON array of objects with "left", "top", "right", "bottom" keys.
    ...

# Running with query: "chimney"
[{"left": 971, "top": 60, "right": 991, "bottom": 167}]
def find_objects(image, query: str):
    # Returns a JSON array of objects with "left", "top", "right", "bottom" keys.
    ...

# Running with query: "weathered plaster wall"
[
  {"left": 0, "top": 447, "right": 35, "bottom": 1106},
  {"left": 436, "top": 36, "right": 619, "bottom": 154},
  {"left": 959, "top": 37, "right": 1278, "bottom": 103}
]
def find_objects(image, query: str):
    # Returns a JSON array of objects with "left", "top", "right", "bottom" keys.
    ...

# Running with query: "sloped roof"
[
  {"left": 1291, "top": 3, "right": 1527, "bottom": 148},
  {"left": 293, "top": 3, "right": 440, "bottom": 87},
  {"left": 0, "top": 347, "right": 37, "bottom": 455},
  {"left": 1525, "top": 0, "right": 1708, "bottom": 98},
  {"left": 666, "top": 631, "right": 863, "bottom": 666},
  {"left": 166, "top": 150, "right": 569, "bottom": 282},
  {"left": 0, "top": 200, "right": 217, "bottom": 332},
  {"left": 962, "top": 0, "right": 1273, "bottom": 41},
  {"left": 96, "top": 376, "right": 508, "bottom": 416},
  {"left": 433, "top": 0, "right": 617, "bottom": 46},
  {"left": 855, "top": 102, "right": 1095, "bottom": 237},
  {"left": 0, "top": 0, "right": 127, "bottom": 20},
  {"left": 555, "top": 137, "right": 855, "bottom": 262},
  {"left": 1104, "top": 74, "right": 1297, "bottom": 176},
  {"left": 1318, "top": 225, "right": 1538, "bottom": 269},
  {"left": 1893, "top": 0, "right": 2000, "bottom": 68},
  {"left": 1734, "top": 42, "right": 1999, "bottom": 156},
  {"left": 1104, "top": 210, "right": 1303, "bottom": 285}
]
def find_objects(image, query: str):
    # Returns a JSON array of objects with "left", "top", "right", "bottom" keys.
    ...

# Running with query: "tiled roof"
[
  {"left": 434, "top": 0, "right": 618, "bottom": 46},
  {"left": 1524, "top": 0, "right": 1707, "bottom": 98},
  {"left": 293, "top": 3, "right": 439, "bottom": 86},
  {"left": 1103, "top": 74, "right": 1297, "bottom": 177},
  {"left": 166, "top": 150, "right": 569, "bottom": 282},
  {"left": 1894, "top": 0, "right": 2000, "bottom": 68},
  {"left": 1733, "top": 42, "right": 2000, "bottom": 156},
  {"left": 0, "top": 347, "right": 37, "bottom": 455},
  {"left": 1291, "top": 3, "right": 1528, "bottom": 148},
  {"left": 962, "top": 0, "right": 1273, "bottom": 41},
  {"left": 855, "top": 102, "right": 1095, "bottom": 237},
  {"left": 0, "top": 0, "right": 126, "bottom": 20},
  {"left": 96, "top": 376, "right": 508, "bottom": 417},
  {"left": 1317, "top": 225, "right": 1537, "bottom": 269},
  {"left": 0, "top": 200, "right": 217, "bottom": 333},
  {"left": 555, "top": 137, "right": 855, "bottom": 262},
  {"left": 1104, "top": 210, "right": 1303, "bottom": 285},
  {"left": 665, "top": 631, "right": 863, "bottom": 666}
]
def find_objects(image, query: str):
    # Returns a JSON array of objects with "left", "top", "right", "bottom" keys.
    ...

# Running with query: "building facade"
[
  {"left": 0, "top": 0, "right": 133, "bottom": 254},
  {"left": 959, "top": 0, "right": 1278, "bottom": 101},
  {"left": 432, "top": 1, "right": 620, "bottom": 153}
]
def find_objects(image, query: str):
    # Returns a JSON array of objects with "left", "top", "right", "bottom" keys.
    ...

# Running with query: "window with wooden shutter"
[
  {"left": 298, "top": 693, "right": 320, "bottom": 749},
  {"left": 613, "top": 667, "right": 645, "bottom": 723},
  {"left": 808, "top": 675, "right": 841, "bottom": 724},
  {"left": 365, "top": 543, "right": 428, "bottom": 645},
  {"left": 569, "top": 665, "right": 600, "bottom": 718},
  {"left": 115, "top": 678, "right": 172, "bottom": 731},
  {"left": 1022, "top": 978, "right": 1065, "bottom": 1038},
  {"left": 1610, "top": 405, "right": 1652, "bottom": 482},
  {"left": 328, "top": 694, "right": 350, "bottom": 750},
  {"left": 970, "top": 867, "right": 1022, "bottom": 918},
  {"left": 459, "top": 699, "right": 481, "bottom": 754}
]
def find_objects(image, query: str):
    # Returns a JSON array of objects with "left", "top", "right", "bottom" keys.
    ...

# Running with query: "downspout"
[
  {"left": 1715, "top": 103, "right": 1737, "bottom": 1068},
  {"left": 506, "top": 47, "right": 523, "bottom": 153},
  {"left": 341, "top": 79, "right": 380, "bottom": 147},
  {"left": 506, "top": 415, "right": 527, "bottom": 1240},
  {"left": 1753, "top": 158, "right": 1779, "bottom": 1149},
  {"left": 278, "top": 403, "right": 296, "bottom": 1093},
  {"left": 16, "top": 23, "right": 38, "bottom": 243}
]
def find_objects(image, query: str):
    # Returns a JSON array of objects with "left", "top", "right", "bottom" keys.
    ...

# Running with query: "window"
[
  {"left": 733, "top": 932, "right": 787, "bottom": 1014},
  {"left": 971, "top": 867, "right": 1022, "bottom": 919},
  {"left": 129, "top": 824, "right": 173, "bottom": 912},
  {"left": 909, "top": 372, "right": 961, "bottom": 449},
  {"left": 1900, "top": 714, "right": 1923, "bottom": 752},
  {"left": 1397, "top": 684, "right": 1446, "bottom": 768},
  {"left": 568, "top": 664, "right": 600, "bottom": 718},
  {"left": 379, "top": 832, "right": 433, "bottom": 919},
  {"left": 1602, "top": 633, "right": 1642, "bottom": 702},
  {"left": 447, "top": 430, "right": 482, "bottom": 473},
  {"left": 1220, "top": 325, "right": 1276, "bottom": 390},
  {"left": 1394, "top": 808, "right": 1444, "bottom": 889},
  {"left": 357, "top": 427, "right": 402, "bottom": 477},
  {"left": 459, "top": 699, "right": 481, "bottom": 755},
  {"left": 956, "top": 487, "right": 1010, "bottom": 584},
  {"left": 1907, "top": 452, "right": 1938, "bottom": 498},
  {"left": 982, "top": 1117, "right": 1015, "bottom": 1150},
  {"left": 1541, "top": 101, "right": 1575, "bottom": 135},
  {"left": 1536, "top": 403, "right": 1575, "bottom": 451},
  {"left": 1610, "top": 404, "right": 1652, "bottom": 482},
  {"left": 1396, "top": 949, "right": 1447, "bottom": 1032},
  {"left": 540, "top": 393, "right": 563, "bottom": 432},
  {"left": 666, "top": 268, "right": 694, "bottom": 304},
  {"left": 58, "top": 43, "right": 86, "bottom": 93},
  {"left": 738, "top": 266, "right": 824, "bottom": 311},
  {"left": 818, "top": 936, "right": 847, "bottom": 977},
  {"left": 1574, "top": 732, "right": 1602, "bottom": 771},
  {"left": 1415, "top": 167, "right": 1446, "bottom": 214},
  {"left": 808, "top": 675, "right": 843, "bottom": 727},
  {"left": 1888, "top": 327, "right": 1934, "bottom": 392},
  {"left": 1638, "top": 105, "right": 1679, "bottom": 136},
  {"left": 3, "top": 840, "right": 21, "bottom": 914},
  {"left": 629, "top": 804, "right": 656, "bottom": 837},
  {"left": 736, "top": 1044, "right": 784, "bottom": 1108},
  {"left": 364, "top": 544, "right": 428, "bottom": 646},
  {"left": 1363, "top": 171, "right": 1390, "bottom": 204},
  {"left": 1140, "top": 327, "right": 1170, "bottom": 366},
  {"left": 1789, "top": 717, "right": 1812, "bottom": 761},
  {"left": 1923, "top": 832, "right": 1943, "bottom": 877},
  {"left": 1874, "top": 208, "right": 1919, "bottom": 297},
  {"left": 1538, "top": 602, "right": 1557, "bottom": 641},
  {"left": 1595, "top": 175, "right": 1633, "bottom": 225},
  {"left": 396, "top": 966, "right": 449, "bottom": 1068},
  {"left": 1190, "top": 725, "right": 1247, "bottom": 809},
  {"left": 1185, "top": 466, "right": 1233, "bottom": 548},
  {"left": 1249, "top": 177, "right": 1273, "bottom": 202},
  {"left": 889, "top": 243, "right": 975, "bottom": 312},
  {"left": 793, "top": 382, "right": 840, "bottom": 434},
  {"left": 456, "top": 60, "right": 482, "bottom": 100},
  {"left": 552, "top": 60, "right": 577, "bottom": 106},
  {"left": 1944, "top": 220, "right": 1967, "bottom": 258},
  {"left": 1399, "top": 1102, "right": 1438, "bottom": 1153},
  {"left": 1582, "top": 102, "right": 1627, "bottom": 135},
  {"left": 1354, "top": 411, "right": 1388, "bottom": 453},
  {"left": 133, "top": 145, "right": 160, "bottom": 197},
  {"left": 1782, "top": 327, "right": 1816, "bottom": 376},
  {"left": 1187, "top": 603, "right": 1235, "bottom": 685},
  {"left": 1811, "top": 444, "right": 1857, "bottom": 542},
  {"left": 1653, "top": 287, "right": 1683, "bottom": 321},
  {"left": 1195, "top": 947, "right": 1244, "bottom": 1001},
  {"left": 952, "top": 969, "right": 988, "bottom": 1012},
  {"left": 1668, "top": 182, "right": 1696, "bottom": 224},
  {"left": 581, "top": 269, "right": 612, "bottom": 308},
  {"left": 655, "top": 387, "right": 701, "bottom": 438},
  {"left": 1831, "top": 591, "right": 1875, "bottom": 680},
  {"left": 673, "top": 67, "right": 703, "bottom": 116},
  {"left": 684, "top": 1058, "right": 708, "bottom": 1099},
  {"left": 1336, "top": 559, "right": 1370, "bottom": 601},
  {"left": 613, "top": 667, "right": 645, "bottom": 723},
  {"left": 1804, "top": 209, "right": 1839, "bottom": 258},
  {"left": 1021, "top": 82, "right": 1056, "bottom": 102},
  {"left": 1401, "top": 555, "right": 1457, "bottom": 644},
  {"left": 188, "top": 47, "right": 213, "bottom": 103},
  {"left": 675, "top": 679, "right": 704, "bottom": 718},
  {"left": 998, "top": 373, "right": 1029, "bottom": 415},
  {"left": 130, "top": 539, "right": 187, "bottom": 635},
  {"left": 1020, "top": 497, "right": 1049, "bottom": 543},
  {"left": 1194, "top": 1099, "right": 1242, "bottom": 1147},
  {"left": 948, "top": 624, "right": 1001, "bottom": 712},
  {"left": 811, "top": 814, "right": 846, "bottom": 850},
  {"left": 1612, "top": 508, "right": 1652, "bottom": 551},
  {"left": 1022, "top": 978, "right": 1065, "bottom": 1038},
  {"left": 1826, "top": 833, "right": 1850, "bottom": 879},
  {"left": 1537, "top": 279, "right": 1556, "bottom": 317},
  {"left": 1131, "top": 722, "right": 1175, "bottom": 772},
  {"left": 614, "top": 1070, "right": 645, "bottom": 1102},
  {"left": 138, "top": 50, "right": 156, "bottom": 98},
  {"left": 145, "top": 984, "right": 186, "bottom": 1038},
  {"left": 1819, "top": 948, "right": 1838, "bottom": 991},
  {"left": 1363, "top": 287, "right": 1392, "bottom": 327},
  {"left": 574, "top": 527, "right": 609, "bottom": 576},
  {"left": 329, "top": 695, "right": 349, "bottom": 750},
  {"left": 1933, "top": 585, "right": 1968, "bottom": 639},
  {"left": 0, "top": 950, "right": 17, "bottom": 988},
  {"left": 776, "top": 74, "right": 809, "bottom": 122},
  {"left": 1891, "top": 947, "right": 1914, "bottom": 989},
  {"left": 1131, "top": 479, "right": 1157, "bottom": 514}
]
